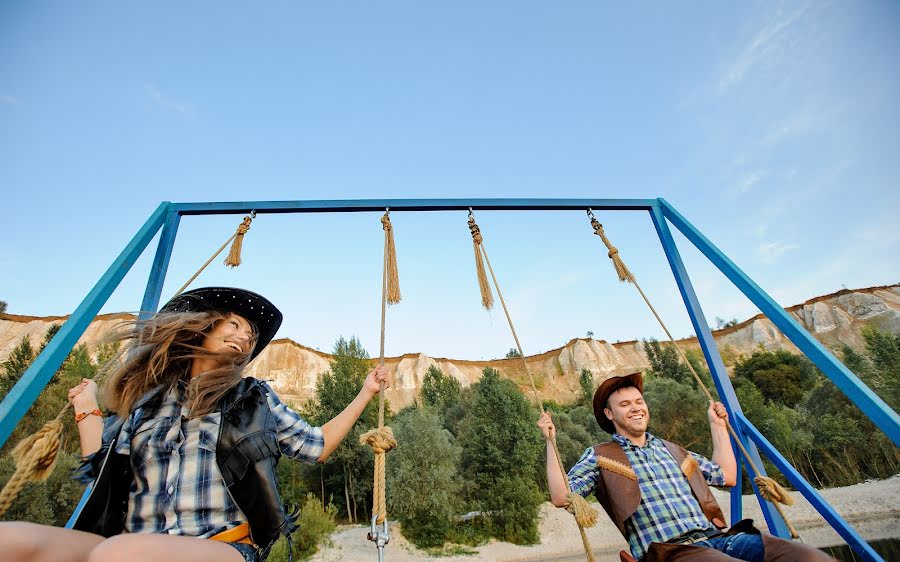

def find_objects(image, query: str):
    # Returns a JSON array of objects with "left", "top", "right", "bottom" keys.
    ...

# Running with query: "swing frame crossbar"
[{"left": 0, "top": 198, "right": 896, "bottom": 562}]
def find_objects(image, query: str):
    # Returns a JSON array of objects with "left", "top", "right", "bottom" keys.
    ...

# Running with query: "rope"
[
  {"left": 468, "top": 214, "right": 494, "bottom": 310},
  {"left": 586, "top": 209, "right": 802, "bottom": 541},
  {"left": 361, "top": 210, "right": 400, "bottom": 525},
  {"left": 467, "top": 211, "right": 597, "bottom": 562},
  {"left": 173, "top": 212, "right": 256, "bottom": 296},
  {"left": 0, "top": 414, "right": 64, "bottom": 516}
]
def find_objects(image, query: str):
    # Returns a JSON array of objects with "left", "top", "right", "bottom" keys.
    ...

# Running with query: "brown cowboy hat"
[
  {"left": 159, "top": 287, "right": 282, "bottom": 360},
  {"left": 592, "top": 372, "right": 644, "bottom": 434}
]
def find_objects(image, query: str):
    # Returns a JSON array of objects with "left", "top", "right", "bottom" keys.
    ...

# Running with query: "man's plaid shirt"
[
  {"left": 106, "top": 382, "right": 324, "bottom": 538},
  {"left": 568, "top": 433, "right": 725, "bottom": 561}
]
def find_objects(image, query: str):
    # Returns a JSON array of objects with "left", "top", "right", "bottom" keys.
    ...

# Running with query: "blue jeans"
[{"left": 696, "top": 532, "right": 765, "bottom": 561}]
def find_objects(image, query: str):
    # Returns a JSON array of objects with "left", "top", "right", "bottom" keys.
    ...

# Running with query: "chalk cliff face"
[{"left": 2, "top": 286, "right": 898, "bottom": 409}]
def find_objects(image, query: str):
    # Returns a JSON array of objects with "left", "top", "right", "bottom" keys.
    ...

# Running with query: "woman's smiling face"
[{"left": 201, "top": 313, "right": 255, "bottom": 357}]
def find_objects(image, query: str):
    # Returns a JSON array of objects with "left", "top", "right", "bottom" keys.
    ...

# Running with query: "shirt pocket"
[{"left": 129, "top": 417, "right": 164, "bottom": 471}]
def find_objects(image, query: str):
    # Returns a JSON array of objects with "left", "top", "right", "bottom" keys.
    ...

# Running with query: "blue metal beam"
[
  {"left": 658, "top": 199, "right": 900, "bottom": 446},
  {"left": 739, "top": 417, "right": 883, "bottom": 562},
  {"left": 172, "top": 198, "right": 656, "bottom": 215},
  {"left": 139, "top": 208, "right": 181, "bottom": 318},
  {"left": 0, "top": 203, "right": 169, "bottom": 449},
  {"left": 649, "top": 204, "right": 791, "bottom": 538}
]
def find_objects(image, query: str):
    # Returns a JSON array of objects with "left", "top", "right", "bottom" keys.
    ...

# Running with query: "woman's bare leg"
[
  {"left": 87, "top": 533, "right": 247, "bottom": 562},
  {"left": 0, "top": 522, "right": 104, "bottom": 562}
]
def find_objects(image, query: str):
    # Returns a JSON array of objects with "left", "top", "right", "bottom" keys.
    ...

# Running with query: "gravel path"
[{"left": 309, "top": 476, "right": 900, "bottom": 562}]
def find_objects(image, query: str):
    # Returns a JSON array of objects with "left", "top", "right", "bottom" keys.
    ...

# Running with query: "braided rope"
[
  {"left": 363, "top": 210, "right": 400, "bottom": 525},
  {"left": 468, "top": 212, "right": 598, "bottom": 562},
  {"left": 586, "top": 210, "right": 801, "bottom": 540}
]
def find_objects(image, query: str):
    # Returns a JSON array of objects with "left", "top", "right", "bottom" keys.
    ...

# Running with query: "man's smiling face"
[{"left": 603, "top": 385, "right": 649, "bottom": 438}]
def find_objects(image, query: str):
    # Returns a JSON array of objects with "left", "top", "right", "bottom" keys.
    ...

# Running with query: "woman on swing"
[{"left": 0, "top": 287, "right": 388, "bottom": 562}]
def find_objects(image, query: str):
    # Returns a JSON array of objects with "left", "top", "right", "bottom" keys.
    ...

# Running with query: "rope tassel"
[
  {"left": 381, "top": 213, "right": 402, "bottom": 305},
  {"left": 468, "top": 214, "right": 494, "bottom": 310},
  {"left": 224, "top": 214, "right": 254, "bottom": 268},
  {"left": 589, "top": 213, "right": 634, "bottom": 283},
  {"left": 0, "top": 418, "right": 64, "bottom": 516}
]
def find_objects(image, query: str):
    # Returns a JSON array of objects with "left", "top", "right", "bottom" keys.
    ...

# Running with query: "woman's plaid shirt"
[
  {"left": 567, "top": 433, "right": 725, "bottom": 561},
  {"left": 112, "top": 382, "right": 324, "bottom": 538}
]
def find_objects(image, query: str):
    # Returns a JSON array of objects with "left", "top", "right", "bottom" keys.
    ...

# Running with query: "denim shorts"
[{"left": 226, "top": 541, "right": 261, "bottom": 562}]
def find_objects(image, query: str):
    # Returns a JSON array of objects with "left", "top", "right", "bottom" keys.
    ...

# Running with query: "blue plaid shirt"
[
  {"left": 113, "top": 381, "right": 324, "bottom": 538},
  {"left": 568, "top": 433, "right": 725, "bottom": 561}
]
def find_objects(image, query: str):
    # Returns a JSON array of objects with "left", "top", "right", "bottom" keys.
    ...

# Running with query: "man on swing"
[{"left": 538, "top": 372, "right": 835, "bottom": 561}]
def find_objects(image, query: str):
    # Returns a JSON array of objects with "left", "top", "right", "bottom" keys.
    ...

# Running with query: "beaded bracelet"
[{"left": 75, "top": 408, "right": 102, "bottom": 423}]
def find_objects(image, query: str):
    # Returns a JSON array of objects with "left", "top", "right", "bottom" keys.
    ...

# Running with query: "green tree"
[
  {"left": 0, "top": 300, "right": 7, "bottom": 314},
  {"left": 505, "top": 348, "right": 522, "bottom": 359},
  {"left": 421, "top": 365, "right": 461, "bottom": 416},
  {"left": 301, "top": 336, "right": 384, "bottom": 523},
  {"left": 578, "top": 368, "right": 593, "bottom": 405},
  {"left": 644, "top": 339, "right": 691, "bottom": 385},
  {"left": 643, "top": 375, "right": 711, "bottom": 451},
  {"left": 734, "top": 350, "right": 818, "bottom": 407},
  {"left": 456, "top": 367, "right": 542, "bottom": 544},
  {"left": 388, "top": 408, "right": 462, "bottom": 547},
  {"left": 1, "top": 335, "right": 36, "bottom": 398}
]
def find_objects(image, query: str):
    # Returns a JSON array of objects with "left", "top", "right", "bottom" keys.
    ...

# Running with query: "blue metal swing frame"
[{"left": 0, "top": 198, "right": 896, "bottom": 561}]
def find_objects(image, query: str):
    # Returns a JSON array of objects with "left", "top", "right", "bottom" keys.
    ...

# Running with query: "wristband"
[{"left": 75, "top": 408, "right": 103, "bottom": 423}]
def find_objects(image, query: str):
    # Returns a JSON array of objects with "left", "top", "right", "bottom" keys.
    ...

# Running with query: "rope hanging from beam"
[
  {"left": 585, "top": 209, "right": 801, "bottom": 541},
  {"left": 360, "top": 210, "right": 400, "bottom": 530},
  {"left": 467, "top": 210, "right": 598, "bottom": 562}
]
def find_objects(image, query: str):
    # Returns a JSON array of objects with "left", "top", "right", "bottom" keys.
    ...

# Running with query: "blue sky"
[{"left": 1, "top": 1, "right": 898, "bottom": 360}]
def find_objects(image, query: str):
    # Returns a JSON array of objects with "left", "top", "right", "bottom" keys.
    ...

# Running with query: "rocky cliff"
[{"left": 2, "top": 285, "right": 898, "bottom": 409}]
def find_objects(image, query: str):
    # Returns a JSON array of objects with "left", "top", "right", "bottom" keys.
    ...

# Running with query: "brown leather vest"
[{"left": 591, "top": 439, "right": 726, "bottom": 538}]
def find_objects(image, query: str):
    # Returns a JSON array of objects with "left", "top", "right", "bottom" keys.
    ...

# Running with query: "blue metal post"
[
  {"left": 739, "top": 416, "right": 883, "bottom": 562},
  {"left": 659, "top": 199, "right": 900, "bottom": 446},
  {"left": 0, "top": 203, "right": 169, "bottom": 448},
  {"left": 731, "top": 451, "right": 743, "bottom": 526},
  {"left": 139, "top": 207, "right": 180, "bottom": 318},
  {"left": 649, "top": 204, "right": 791, "bottom": 538}
]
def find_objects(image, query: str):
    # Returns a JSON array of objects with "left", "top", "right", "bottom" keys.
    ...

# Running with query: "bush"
[
  {"left": 456, "top": 367, "right": 543, "bottom": 545},
  {"left": 388, "top": 408, "right": 462, "bottom": 548},
  {"left": 267, "top": 493, "right": 337, "bottom": 561},
  {"left": 734, "top": 350, "right": 818, "bottom": 407}
]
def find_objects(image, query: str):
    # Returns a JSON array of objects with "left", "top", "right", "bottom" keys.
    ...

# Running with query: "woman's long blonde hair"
[{"left": 101, "top": 310, "right": 256, "bottom": 417}]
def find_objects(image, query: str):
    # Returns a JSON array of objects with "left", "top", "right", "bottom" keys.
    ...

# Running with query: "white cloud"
[
  {"left": 0, "top": 95, "right": 17, "bottom": 105},
  {"left": 755, "top": 241, "right": 799, "bottom": 264},
  {"left": 717, "top": 4, "right": 811, "bottom": 95},
  {"left": 735, "top": 170, "right": 766, "bottom": 195},
  {"left": 146, "top": 85, "right": 194, "bottom": 118}
]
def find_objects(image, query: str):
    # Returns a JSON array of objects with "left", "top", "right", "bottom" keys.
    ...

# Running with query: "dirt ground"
[{"left": 309, "top": 475, "right": 900, "bottom": 562}]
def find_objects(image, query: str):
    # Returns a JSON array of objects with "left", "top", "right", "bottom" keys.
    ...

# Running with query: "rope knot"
[
  {"left": 381, "top": 213, "right": 393, "bottom": 232},
  {"left": 607, "top": 248, "right": 619, "bottom": 258},
  {"left": 467, "top": 216, "right": 483, "bottom": 245},
  {"left": 564, "top": 492, "right": 598, "bottom": 528},
  {"left": 754, "top": 476, "right": 795, "bottom": 506},
  {"left": 236, "top": 216, "right": 252, "bottom": 235},
  {"left": 360, "top": 426, "right": 398, "bottom": 454}
]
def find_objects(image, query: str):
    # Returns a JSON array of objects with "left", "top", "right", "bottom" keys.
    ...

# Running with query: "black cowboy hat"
[
  {"left": 592, "top": 372, "right": 644, "bottom": 434},
  {"left": 159, "top": 287, "right": 282, "bottom": 360}
]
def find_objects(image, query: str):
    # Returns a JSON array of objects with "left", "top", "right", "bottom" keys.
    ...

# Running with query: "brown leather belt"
[{"left": 666, "top": 528, "right": 724, "bottom": 545}]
